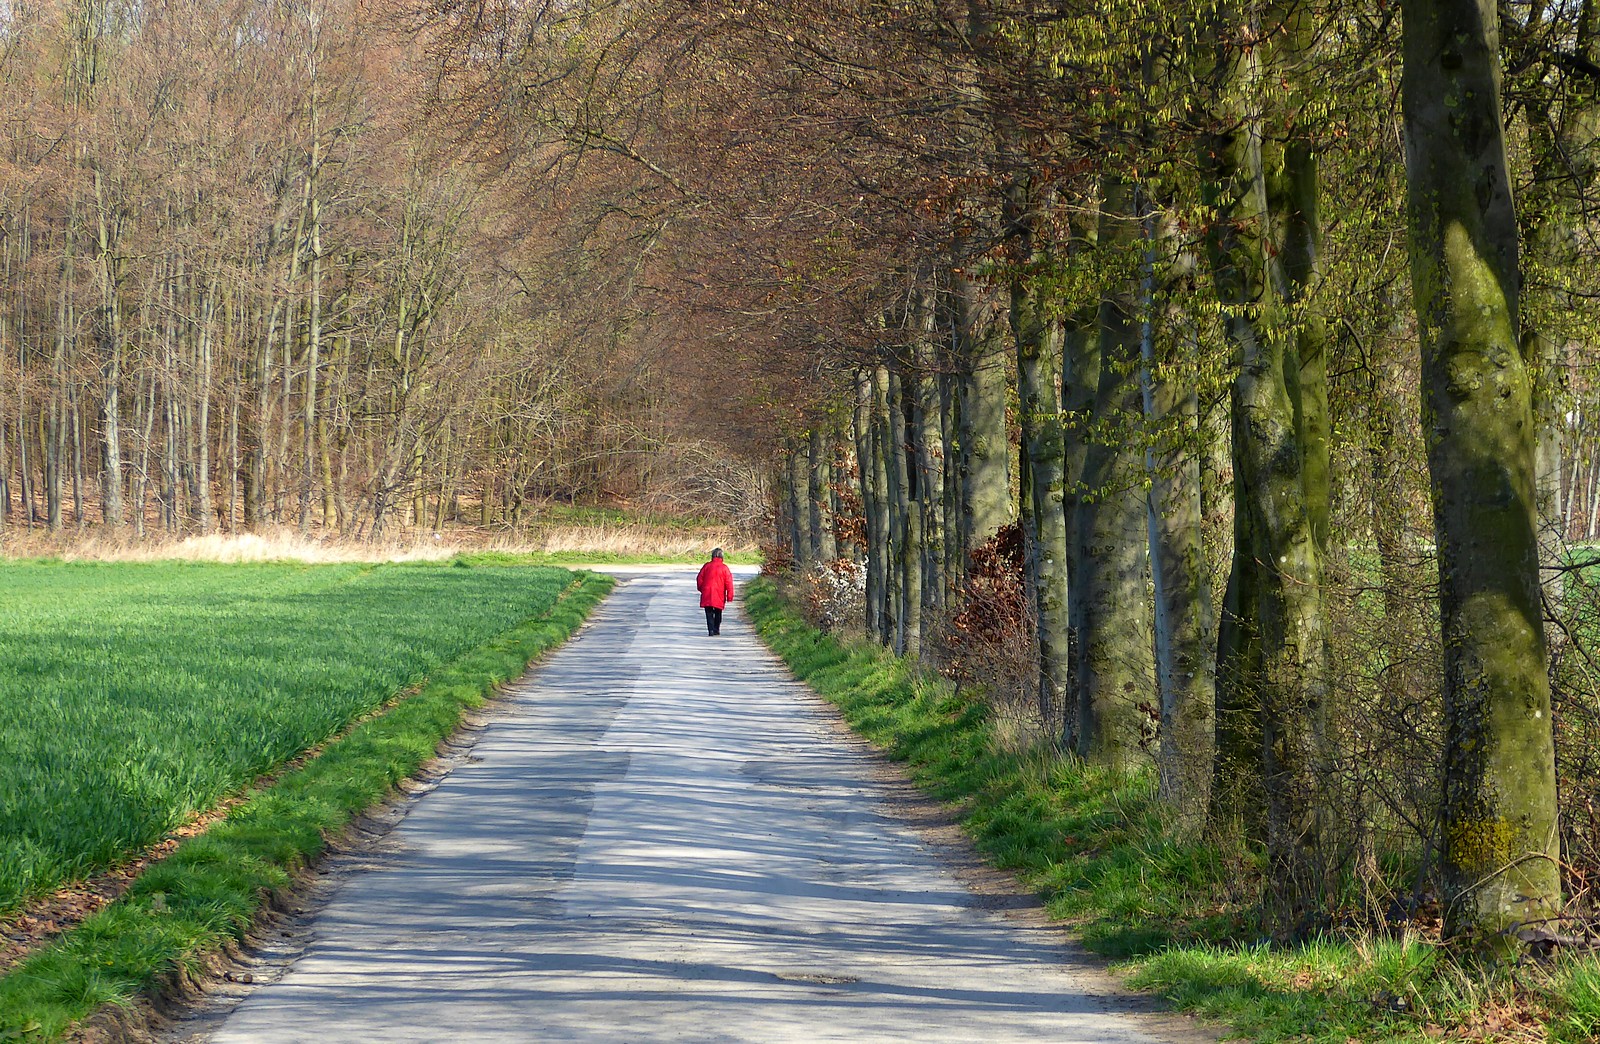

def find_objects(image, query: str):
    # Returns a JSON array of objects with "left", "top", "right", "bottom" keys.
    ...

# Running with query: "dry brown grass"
[
  {"left": 0, "top": 529, "right": 458, "bottom": 564},
  {"left": 515, "top": 523, "right": 753, "bottom": 559},
  {"left": 0, "top": 521, "right": 757, "bottom": 564}
]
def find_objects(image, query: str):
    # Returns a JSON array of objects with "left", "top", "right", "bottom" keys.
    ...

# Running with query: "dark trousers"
[{"left": 704, "top": 606, "right": 723, "bottom": 635}]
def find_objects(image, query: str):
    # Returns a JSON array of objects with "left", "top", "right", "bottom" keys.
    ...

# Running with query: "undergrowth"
[{"left": 745, "top": 576, "right": 1600, "bottom": 1043}]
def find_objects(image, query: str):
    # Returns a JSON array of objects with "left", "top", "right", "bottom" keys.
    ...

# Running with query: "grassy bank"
[
  {"left": 0, "top": 565, "right": 613, "bottom": 1040},
  {"left": 745, "top": 577, "right": 1600, "bottom": 1043}
]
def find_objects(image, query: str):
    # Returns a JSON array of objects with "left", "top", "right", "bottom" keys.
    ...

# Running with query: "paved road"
[{"left": 198, "top": 570, "right": 1201, "bottom": 1043}]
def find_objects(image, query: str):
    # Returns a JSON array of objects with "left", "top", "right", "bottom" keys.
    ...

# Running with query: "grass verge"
[
  {"left": 0, "top": 571, "right": 613, "bottom": 1041},
  {"left": 745, "top": 577, "right": 1600, "bottom": 1043}
]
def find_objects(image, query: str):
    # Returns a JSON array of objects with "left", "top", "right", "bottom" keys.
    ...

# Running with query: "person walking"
[{"left": 696, "top": 548, "right": 735, "bottom": 636}]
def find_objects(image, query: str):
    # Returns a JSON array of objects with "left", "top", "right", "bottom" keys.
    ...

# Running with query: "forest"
[
  {"left": 5, "top": 0, "right": 1600, "bottom": 960},
  {"left": 0, "top": 0, "right": 746, "bottom": 541}
]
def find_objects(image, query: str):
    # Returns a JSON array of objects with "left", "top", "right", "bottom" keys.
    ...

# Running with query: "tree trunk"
[
  {"left": 47, "top": 281, "right": 66, "bottom": 533},
  {"left": 808, "top": 426, "right": 835, "bottom": 561},
  {"left": 855, "top": 369, "right": 885, "bottom": 633},
  {"left": 94, "top": 169, "right": 123, "bottom": 528},
  {"left": 1008, "top": 179, "right": 1072, "bottom": 731},
  {"left": 1520, "top": 22, "right": 1600, "bottom": 624},
  {"left": 890, "top": 368, "right": 922, "bottom": 658},
  {"left": 195, "top": 277, "right": 217, "bottom": 534},
  {"left": 940, "top": 366, "right": 961, "bottom": 602},
  {"left": 788, "top": 447, "right": 812, "bottom": 569},
  {"left": 1075, "top": 175, "right": 1156, "bottom": 772},
  {"left": 1143, "top": 269, "right": 1216, "bottom": 834},
  {"left": 1400, "top": 0, "right": 1560, "bottom": 950},
  {"left": 954, "top": 271, "right": 1012, "bottom": 560},
  {"left": 301, "top": 165, "right": 323, "bottom": 535},
  {"left": 914, "top": 314, "right": 946, "bottom": 612},
  {"left": 875, "top": 363, "right": 901, "bottom": 648},
  {"left": 1200, "top": 1, "right": 1333, "bottom": 932}
]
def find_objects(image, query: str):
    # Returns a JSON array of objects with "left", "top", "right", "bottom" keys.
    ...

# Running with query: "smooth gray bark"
[
  {"left": 855, "top": 370, "right": 886, "bottom": 635},
  {"left": 809, "top": 427, "right": 837, "bottom": 562},
  {"left": 871, "top": 364, "right": 895, "bottom": 645},
  {"left": 788, "top": 449, "right": 812, "bottom": 569},
  {"left": 1401, "top": 0, "right": 1561, "bottom": 949},
  {"left": 954, "top": 272, "right": 1013, "bottom": 562},
  {"left": 890, "top": 369, "right": 922, "bottom": 658},
  {"left": 1142, "top": 299, "right": 1216, "bottom": 835},
  {"left": 1007, "top": 177, "right": 1072, "bottom": 731},
  {"left": 1075, "top": 176, "right": 1156, "bottom": 773},
  {"left": 1200, "top": 1, "right": 1333, "bottom": 933},
  {"left": 914, "top": 286, "right": 946, "bottom": 612}
]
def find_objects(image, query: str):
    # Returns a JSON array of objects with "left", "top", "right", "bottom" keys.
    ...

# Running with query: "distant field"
[{"left": 0, "top": 560, "right": 576, "bottom": 915}]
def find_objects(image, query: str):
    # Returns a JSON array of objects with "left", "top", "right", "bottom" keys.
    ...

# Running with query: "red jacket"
[{"left": 697, "top": 558, "right": 734, "bottom": 609}]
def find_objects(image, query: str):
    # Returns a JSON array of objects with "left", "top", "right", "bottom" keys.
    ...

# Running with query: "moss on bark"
[{"left": 1400, "top": 0, "right": 1561, "bottom": 951}]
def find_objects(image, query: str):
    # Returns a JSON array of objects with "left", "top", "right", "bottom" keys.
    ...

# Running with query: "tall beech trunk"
[
  {"left": 1075, "top": 175, "right": 1156, "bottom": 771},
  {"left": 94, "top": 169, "right": 124, "bottom": 528},
  {"left": 873, "top": 364, "right": 899, "bottom": 647},
  {"left": 889, "top": 368, "right": 922, "bottom": 658},
  {"left": 69, "top": 388, "right": 84, "bottom": 525},
  {"left": 855, "top": 369, "right": 886, "bottom": 635},
  {"left": 789, "top": 447, "right": 812, "bottom": 569},
  {"left": 954, "top": 271, "right": 1012, "bottom": 561},
  {"left": 808, "top": 426, "right": 836, "bottom": 561},
  {"left": 47, "top": 272, "right": 67, "bottom": 533},
  {"left": 1200, "top": 0, "right": 1333, "bottom": 934},
  {"left": 777, "top": 449, "right": 795, "bottom": 562},
  {"left": 1521, "top": 12, "right": 1600, "bottom": 620},
  {"left": 939, "top": 365, "right": 961, "bottom": 600},
  {"left": 1008, "top": 177, "right": 1072, "bottom": 730},
  {"left": 195, "top": 277, "right": 217, "bottom": 534},
  {"left": 1142, "top": 257, "right": 1216, "bottom": 834},
  {"left": 301, "top": 166, "right": 323, "bottom": 535},
  {"left": 913, "top": 285, "right": 945, "bottom": 611},
  {"left": 134, "top": 371, "right": 155, "bottom": 539},
  {"left": 1400, "top": 0, "right": 1560, "bottom": 949},
  {"left": 1063, "top": 244, "right": 1102, "bottom": 751},
  {"left": 920, "top": 380, "right": 946, "bottom": 611}
]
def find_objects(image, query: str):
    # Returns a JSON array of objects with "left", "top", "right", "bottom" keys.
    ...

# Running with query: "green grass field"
[{"left": 0, "top": 559, "right": 578, "bottom": 915}]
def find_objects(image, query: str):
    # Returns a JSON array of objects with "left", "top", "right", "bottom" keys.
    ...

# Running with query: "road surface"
[{"left": 186, "top": 569, "right": 1208, "bottom": 1043}]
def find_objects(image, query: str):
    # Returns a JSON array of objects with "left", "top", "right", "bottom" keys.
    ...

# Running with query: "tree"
[{"left": 1400, "top": 0, "right": 1561, "bottom": 949}]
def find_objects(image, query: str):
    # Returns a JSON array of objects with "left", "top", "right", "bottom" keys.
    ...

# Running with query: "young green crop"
[{"left": 0, "top": 560, "right": 576, "bottom": 915}]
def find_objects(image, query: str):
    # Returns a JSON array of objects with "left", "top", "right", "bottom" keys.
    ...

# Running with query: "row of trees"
[
  {"left": 5, "top": 0, "right": 1596, "bottom": 953},
  {"left": 0, "top": 0, "right": 682, "bottom": 541},
  {"left": 703, "top": 0, "right": 1600, "bottom": 950}
]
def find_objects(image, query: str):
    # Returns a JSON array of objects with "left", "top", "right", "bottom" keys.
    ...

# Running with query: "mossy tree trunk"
[
  {"left": 869, "top": 363, "right": 895, "bottom": 645},
  {"left": 809, "top": 426, "right": 837, "bottom": 562},
  {"left": 1141, "top": 229, "right": 1216, "bottom": 836},
  {"left": 1062, "top": 224, "right": 1103, "bottom": 752},
  {"left": 854, "top": 369, "right": 886, "bottom": 634},
  {"left": 914, "top": 284, "right": 946, "bottom": 613},
  {"left": 939, "top": 355, "right": 962, "bottom": 601},
  {"left": 1400, "top": 0, "right": 1561, "bottom": 950},
  {"left": 1075, "top": 174, "right": 1156, "bottom": 772},
  {"left": 955, "top": 271, "right": 1013, "bottom": 563},
  {"left": 1201, "top": 0, "right": 1332, "bottom": 933},
  {"left": 1518, "top": 5, "right": 1600, "bottom": 619},
  {"left": 1007, "top": 172, "right": 1072, "bottom": 731},
  {"left": 890, "top": 367, "right": 923, "bottom": 658},
  {"left": 789, "top": 446, "right": 813, "bottom": 571}
]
